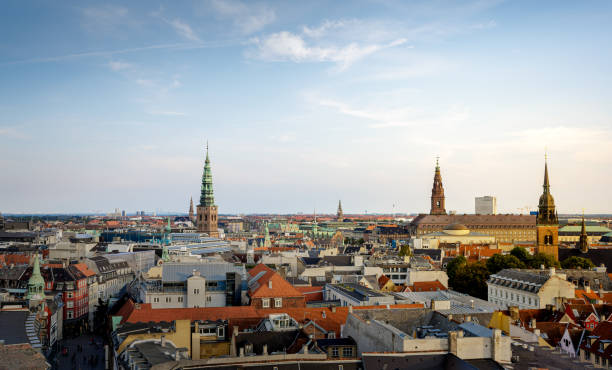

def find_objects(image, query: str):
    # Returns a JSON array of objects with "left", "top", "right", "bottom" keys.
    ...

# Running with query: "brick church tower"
[
  {"left": 430, "top": 158, "right": 446, "bottom": 215},
  {"left": 197, "top": 144, "right": 219, "bottom": 237},
  {"left": 536, "top": 157, "right": 559, "bottom": 260}
]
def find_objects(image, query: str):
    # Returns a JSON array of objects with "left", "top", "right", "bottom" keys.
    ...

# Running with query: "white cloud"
[
  {"left": 148, "top": 111, "right": 187, "bottom": 116},
  {"left": 251, "top": 32, "right": 408, "bottom": 70},
  {"left": 165, "top": 18, "right": 200, "bottom": 41},
  {"left": 209, "top": 0, "right": 275, "bottom": 34},
  {"left": 302, "top": 20, "right": 347, "bottom": 38},
  {"left": 136, "top": 79, "right": 155, "bottom": 87},
  {"left": 108, "top": 60, "right": 132, "bottom": 71},
  {"left": 312, "top": 95, "right": 469, "bottom": 128}
]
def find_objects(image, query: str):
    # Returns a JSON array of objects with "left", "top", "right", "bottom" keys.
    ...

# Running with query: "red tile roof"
[
  {"left": 72, "top": 263, "right": 96, "bottom": 277},
  {"left": 247, "top": 264, "right": 303, "bottom": 298},
  {"left": 378, "top": 275, "right": 391, "bottom": 289},
  {"left": 411, "top": 280, "right": 447, "bottom": 292},
  {"left": 115, "top": 299, "right": 425, "bottom": 337},
  {"left": 294, "top": 286, "right": 324, "bottom": 302}
]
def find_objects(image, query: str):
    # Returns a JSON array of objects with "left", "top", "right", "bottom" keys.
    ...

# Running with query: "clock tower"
[{"left": 430, "top": 158, "right": 446, "bottom": 215}]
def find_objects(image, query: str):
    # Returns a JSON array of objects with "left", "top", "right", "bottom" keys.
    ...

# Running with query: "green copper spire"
[
  {"left": 163, "top": 217, "right": 172, "bottom": 246},
  {"left": 199, "top": 143, "right": 215, "bottom": 207},
  {"left": 27, "top": 253, "right": 45, "bottom": 300},
  {"left": 161, "top": 243, "right": 170, "bottom": 262},
  {"left": 264, "top": 221, "right": 271, "bottom": 248}
]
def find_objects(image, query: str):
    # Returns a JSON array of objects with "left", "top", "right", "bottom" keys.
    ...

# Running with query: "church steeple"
[
  {"left": 537, "top": 156, "right": 558, "bottom": 225},
  {"left": 196, "top": 143, "right": 219, "bottom": 237},
  {"left": 27, "top": 253, "right": 45, "bottom": 300},
  {"left": 536, "top": 155, "right": 559, "bottom": 260},
  {"left": 578, "top": 212, "right": 589, "bottom": 253},
  {"left": 337, "top": 200, "right": 343, "bottom": 221},
  {"left": 263, "top": 221, "right": 271, "bottom": 248},
  {"left": 430, "top": 157, "right": 446, "bottom": 215},
  {"left": 189, "top": 197, "right": 194, "bottom": 221},
  {"left": 200, "top": 143, "right": 215, "bottom": 207}
]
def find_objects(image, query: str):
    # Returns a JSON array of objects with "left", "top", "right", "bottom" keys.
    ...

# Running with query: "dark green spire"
[
  {"left": 200, "top": 143, "right": 215, "bottom": 207},
  {"left": 27, "top": 253, "right": 45, "bottom": 300}
]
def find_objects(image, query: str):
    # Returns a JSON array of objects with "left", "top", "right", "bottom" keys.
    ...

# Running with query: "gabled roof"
[
  {"left": 411, "top": 280, "right": 447, "bottom": 292},
  {"left": 377, "top": 275, "right": 391, "bottom": 289},
  {"left": 247, "top": 264, "right": 303, "bottom": 298}
]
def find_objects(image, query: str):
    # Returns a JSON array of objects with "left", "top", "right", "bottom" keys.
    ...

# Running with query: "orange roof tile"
[
  {"left": 248, "top": 265, "right": 304, "bottom": 298},
  {"left": 118, "top": 299, "right": 424, "bottom": 336},
  {"left": 411, "top": 280, "right": 447, "bottom": 292},
  {"left": 378, "top": 275, "right": 391, "bottom": 288},
  {"left": 73, "top": 263, "right": 96, "bottom": 277}
]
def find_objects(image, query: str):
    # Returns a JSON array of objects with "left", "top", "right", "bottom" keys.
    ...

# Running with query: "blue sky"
[{"left": 1, "top": 0, "right": 611, "bottom": 214}]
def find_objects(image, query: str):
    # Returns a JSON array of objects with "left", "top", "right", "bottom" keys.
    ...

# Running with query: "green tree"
[
  {"left": 452, "top": 261, "right": 490, "bottom": 299},
  {"left": 446, "top": 255, "right": 467, "bottom": 284},
  {"left": 529, "top": 253, "right": 561, "bottom": 269},
  {"left": 561, "top": 256, "right": 595, "bottom": 269},
  {"left": 486, "top": 254, "right": 526, "bottom": 274},
  {"left": 399, "top": 244, "right": 412, "bottom": 257},
  {"left": 510, "top": 247, "right": 531, "bottom": 264}
]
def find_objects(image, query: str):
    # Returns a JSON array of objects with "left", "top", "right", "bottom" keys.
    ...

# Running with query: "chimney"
[
  {"left": 530, "top": 318, "right": 536, "bottom": 328},
  {"left": 331, "top": 306, "right": 336, "bottom": 313},
  {"left": 134, "top": 303, "right": 141, "bottom": 310},
  {"left": 585, "top": 285, "right": 591, "bottom": 293},
  {"left": 540, "top": 264, "right": 545, "bottom": 270},
  {"left": 233, "top": 326, "right": 239, "bottom": 337},
  {"left": 268, "top": 280, "right": 272, "bottom": 289},
  {"left": 303, "top": 345, "right": 309, "bottom": 354},
  {"left": 263, "top": 344, "right": 268, "bottom": 355},
  {"left": 160, "top": 335, "right": 166, "bottom": 347},
  {"left": 239, "top": 347, "right": 244, "bottom": 357},
  {"left": 349, "top": 306, "right": 353, "bottom": 313}
]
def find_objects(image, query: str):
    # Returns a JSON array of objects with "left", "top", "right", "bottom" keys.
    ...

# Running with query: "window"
[
  {"left": 262, "top": 298, "right": 270, "bottom": 308},
  {"left": 328, "top": 332, "right": 336, "bottom": 339},
  {"left": 199, "top": 327, "right": 216, "bottom": 336},
  {"left": 67, "top": 310, "right": 73, "bottom": 319},
  {"left": 342, "top": 347, "right": 353, "bottom": 357},
  {"left": 66, "top": 301, "right": 74, "bottom": 308},
  {"left": 275, "top": 298, "right": 282, "bottom": 308},
  {"left": 194, "top": 289, "right": 200, "bottom": 294},
  {"left": 153, "top": 297, "right": 159, "bottom": 303},
  {"left": 178, "top": 297, "right": 183, "bottom": 303},
  {"left": 67, "top": 292, "right": 73, "bottom": 298},
  {"left": 331, "top": 347, "right": 339, "bottom": 358},
  {"left": 206, "top": 296, "right": 212, "bottom": 302},
  {"left": 166, "top": 297, "right": 171, "bottom": 303},
  {"left": 217, "top": 326, "right": 225, "bottom": 338}
]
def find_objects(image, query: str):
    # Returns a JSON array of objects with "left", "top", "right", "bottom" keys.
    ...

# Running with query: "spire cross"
[{"left": 436, "top": 156, "right": 439, "bottom": 167}]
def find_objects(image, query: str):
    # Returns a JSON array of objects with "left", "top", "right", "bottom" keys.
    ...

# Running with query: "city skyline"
[{"left": 1, "top": 1, "right": 612, "bottom": 214}]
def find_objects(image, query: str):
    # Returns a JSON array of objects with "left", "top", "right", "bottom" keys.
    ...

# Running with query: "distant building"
[
  {"left": 140, "top": 261, "right": 244, "bottom": 309},
  {"left": 337, "top": 200, "right": 344, "bottom": 221},
  {"left": 487, "top": 268, "right": 574, "bottom": 309},
  {"left": 411, "top": 214, "right": 535, "bottom": 243},
  {"left": 475, "top": 196, "right": 497, "bottom": 215}
]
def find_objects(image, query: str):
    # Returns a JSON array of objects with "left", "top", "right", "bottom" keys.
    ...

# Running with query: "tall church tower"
[
  {"left": 337, "top": 200, "right": 343, "bottom": 221},
  {"left": 430, "top": 158, "right": 446, "bottom": 215},
  {"left": 27, "top": 254, "right": 45, "bottom": 301},
  {"left": 577, "top": 213, "right": 589, "bottom": 253},
  {"left": 189, "top": 197, "right": 194, "bottom": 222},
  {"left": 196, "top": 144, "right": 219, "bottom": 237},
  {"left": 536, "top": 157, "right": 559, "bottom": 260}
]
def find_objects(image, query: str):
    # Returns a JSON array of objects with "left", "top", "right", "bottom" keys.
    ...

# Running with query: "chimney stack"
[{"left": 268, "top": 280, "right": 272, "bottom": 289}]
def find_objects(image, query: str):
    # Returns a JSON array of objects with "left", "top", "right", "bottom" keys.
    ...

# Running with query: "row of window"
[
  {"left": 262, "top": 298, "right": 282, "bottom": 308},
  {"left": 489, "top": 287, "right": 538, "bottom": 306},
  {"left": 331, "top": 347, "right": 354, "bottom": 358}
]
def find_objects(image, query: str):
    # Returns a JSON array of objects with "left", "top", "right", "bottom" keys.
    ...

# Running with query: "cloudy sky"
[{"left": 1, "top": 0, "right": 611, "bottom": 215}]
